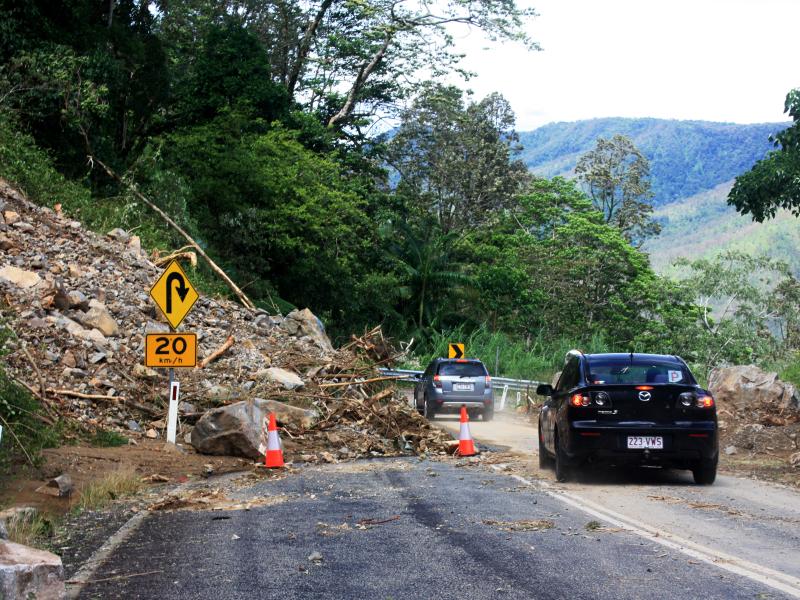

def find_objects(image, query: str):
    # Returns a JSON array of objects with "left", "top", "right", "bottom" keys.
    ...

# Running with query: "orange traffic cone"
[
  {"left": 265, "top": 413, "right": 285, "bottom": 468},
  {"left": 457, "top": 405, "right": 476, "bottom": 456}
]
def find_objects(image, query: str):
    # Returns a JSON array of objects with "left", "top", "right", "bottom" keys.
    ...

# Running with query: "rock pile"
[
  {"left": 708, "top": 365, "right": 800, "bottom": 469},
  {"left": 0, "top": 179, "right": 451, "bottom": 461}
]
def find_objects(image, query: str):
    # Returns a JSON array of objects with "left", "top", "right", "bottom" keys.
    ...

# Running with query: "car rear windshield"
[
  {"left": 585, "top": 358, "right": 694, "bottom": 385},
  {"left": 437, "top": 362, "right": 486, "bottom": 377}
]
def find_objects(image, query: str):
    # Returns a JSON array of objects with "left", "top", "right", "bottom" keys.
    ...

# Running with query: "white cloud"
[{"left": 448, "top": 0, "right": 800, "bottom": 130}]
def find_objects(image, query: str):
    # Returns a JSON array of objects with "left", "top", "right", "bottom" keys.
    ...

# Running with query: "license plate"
[
  {"left": 453, "top": 383, "right": 474, "bottom": 391},
  {"left": 627, "top": 436, "right": 663, "bottom": 449}
]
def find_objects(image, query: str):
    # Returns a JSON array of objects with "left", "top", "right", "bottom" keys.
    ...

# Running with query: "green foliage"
[
  {"left": 574, "top": 134, "right": 660, "bottom": 244},
  {"left": 728, "top": 89, "right": 800, "bottom": 222},
  {"left": 0, "top": 367, "right": 61, "bottom": 471},
  {"left": 671, "top": 251, "right": 794, "bottom": 374},
  {"left": 387, "top": 84, "right": 529, "bottom": 233},
  {"left": 0, "top": 113, "right": 91, "bottom": 208},
  {"left": 89, "top": 430, "right": 128, "bottom": 448}
]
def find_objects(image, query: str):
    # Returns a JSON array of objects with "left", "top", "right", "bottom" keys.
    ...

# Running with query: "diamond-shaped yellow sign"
[{"left": 149, "top": 260, "right": 199, "bottom": 330}]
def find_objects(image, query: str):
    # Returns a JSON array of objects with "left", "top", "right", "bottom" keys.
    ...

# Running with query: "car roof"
[
  {"left": 435, "top": 357, "right": 484, "bottom": 363},
  {"left": 584, "top": 353, "right": 684, "bottom": 364}
]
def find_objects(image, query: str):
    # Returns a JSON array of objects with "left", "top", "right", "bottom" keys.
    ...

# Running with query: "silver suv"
[{"left": 414, "top": 358, "right": 494, "bottom": 420}]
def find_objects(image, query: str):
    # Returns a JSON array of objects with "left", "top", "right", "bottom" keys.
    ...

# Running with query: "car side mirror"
[{"left": 536, "top": 384, "right": 553, "bottom": 397}]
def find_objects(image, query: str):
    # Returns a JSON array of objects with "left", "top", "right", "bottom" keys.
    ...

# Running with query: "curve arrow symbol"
[{"left": 165, "top": 272, "right": 189, "bottom": 313}]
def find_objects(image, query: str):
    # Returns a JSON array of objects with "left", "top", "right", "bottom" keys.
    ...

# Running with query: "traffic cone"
[
  {"left": 265, "top": 413, "right": 285, "bottom": 468},
  {"left": 457, "top": 405, "right": 476, "bottom": 456}
]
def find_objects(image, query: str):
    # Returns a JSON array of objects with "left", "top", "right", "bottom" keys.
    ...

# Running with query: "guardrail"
[{"left": 378, "top": 368, "right": 547, "bottom": 411}]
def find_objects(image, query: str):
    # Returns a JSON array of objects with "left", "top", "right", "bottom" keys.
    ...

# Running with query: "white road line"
[
  {"left": 491, "top": 465, "right": 800, "bottom": 599},
  {"left": 65, "top": 510, "right": 150, "bottom": 599}
]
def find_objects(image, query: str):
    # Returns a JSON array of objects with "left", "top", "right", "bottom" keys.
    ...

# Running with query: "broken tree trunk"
[{"left": 91, "top": 157, "right": 256, "bottom": 311}]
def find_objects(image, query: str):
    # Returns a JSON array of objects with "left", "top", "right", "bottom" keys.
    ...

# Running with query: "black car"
[
  {"left": 414, "top": 358, "right": 494, "bottom": 420},
  {"left": 536, "top": 352, "right": 718, "bottom": 484}
]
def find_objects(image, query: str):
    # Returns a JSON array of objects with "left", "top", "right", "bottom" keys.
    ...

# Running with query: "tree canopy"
[{"left": 728, "top": 88, "right": 800, "bottom": 222}]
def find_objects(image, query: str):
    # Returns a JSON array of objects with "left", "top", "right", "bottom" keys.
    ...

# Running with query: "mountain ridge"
[{"left": 517, "top": 116, "right": 787, "bottom": 206}]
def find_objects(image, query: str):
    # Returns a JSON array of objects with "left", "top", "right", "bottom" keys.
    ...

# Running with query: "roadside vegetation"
[
  {"left": 0, "top": 1, "right": 797, "bottom": 387},
  {"left": 77, "top": 470, "right": 143, "bottom": 512}
]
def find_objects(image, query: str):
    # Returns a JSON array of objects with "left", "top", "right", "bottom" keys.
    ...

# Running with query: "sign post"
[
  {"left": 166, "top": 379, "right": 180, "bottom": 444},
  {"left": 148, "top": 260, "right": 199, "bottom": 444}
]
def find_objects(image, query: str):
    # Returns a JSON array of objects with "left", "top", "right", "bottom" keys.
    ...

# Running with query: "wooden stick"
[
  {"left": 91, "top": 157, "right": 256, "bottom": 310},
  {"left": 197, "top": 335, "right": 234, "bottom": 369},
  {"left": 66, "top": 570, "right": 162, "bottom": 584},
  {"left": 318, "top": 375, "right": 403, "bottom": 388},
  {"left": 19, "top": 342, "right": 47, "bottom": 400},
  {"left": 47, "top": 389, "right": 119, "bottom": 401}
]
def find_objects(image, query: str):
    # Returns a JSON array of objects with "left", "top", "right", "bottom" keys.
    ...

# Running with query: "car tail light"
[
  {"left": 433, "top": 375, "right": 442, "bottom": 389},
  {"left": 571, "top": 393, "right": 590, "bottom": 407},
  {"left": 485, "top": 375, "right": 491, "bottom": 385},
  {"left": 635, "top": 386, "right": 653, "bottom": 391},
  {"left": 696, "top": 394, "right": 714, "bottom": 408}
]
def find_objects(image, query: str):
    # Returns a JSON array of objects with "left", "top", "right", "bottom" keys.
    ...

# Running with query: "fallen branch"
[
  {"left": 19, "top": 342, "right": 47, "bottom": 400},
  {"left": 47, "top": 389, "right": 119, "bottom": 401},
  {"left": 67, "top": 570, "right": 162, "bottom": 585},
  {"left": 197, "top": 335, "right": 234, "bottom": 369},
  {"left": 46, "top": 389, "right": 161, "bottom": 417},
  {"left": 154, "top": 248, "right": 197, "bottom": 268},
  {"left": 318, "top": 375, "right": 404, "bottom": 388},
  {"left": 10, "top": 375, "right": 57, "bottom": 420},
  {"left": 358, "top": 515, "right": 401, "bottom": 526},
  {"left": 91, "top": 157, "right": 256, "bottom": 310}
]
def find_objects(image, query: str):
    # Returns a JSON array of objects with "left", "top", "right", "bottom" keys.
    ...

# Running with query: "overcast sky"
[{"left": 450, "top": 0, "right": 799, "bottom": 131}]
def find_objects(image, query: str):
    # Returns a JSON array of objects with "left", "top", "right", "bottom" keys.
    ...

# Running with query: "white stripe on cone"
[
  {"left": 460, "top": 422, "right": 471, "bottom": 440},
  {"left": 267, "top": 429, "right": 281, "bottom": 450}
]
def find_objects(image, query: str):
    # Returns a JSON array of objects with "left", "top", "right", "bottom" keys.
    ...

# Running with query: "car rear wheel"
[
  {"left": 554, "top": 432, "right": 571, "bottom": 483},
  {"left": 423, "top": 396, "right": 436, "bottom": 420},
  {"left": 692, "top": 460, "right": 717, "bottom": 485},
  {"left": 538, "top": 425, "right": 553, "bottom": 469},
  {"left": 482, "top": 406, "right": 494, "bottom": 421}
]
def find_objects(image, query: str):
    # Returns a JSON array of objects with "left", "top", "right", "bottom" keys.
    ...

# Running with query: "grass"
[
  {"left": 77, "top": 470, "right": 144, "bottom": 511},
  {"left": 89, "top": 430, "right": 129, "bottom": 448},
  {"left": 4, "top": 509, "right": 56, "bottom": 548}
]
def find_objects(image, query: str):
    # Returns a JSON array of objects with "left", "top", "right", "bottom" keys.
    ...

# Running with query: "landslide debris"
[
  {"left": 709, "top": 365, "right": 800, "bottom": 480},
  {"left": 0, "top": 179, "right": 452, "bottom": 468}
]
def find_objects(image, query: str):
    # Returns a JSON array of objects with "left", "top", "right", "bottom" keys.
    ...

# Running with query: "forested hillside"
[
  {"left": 0, "top": 1, "right": 797, "bottom": 386},
  {"left": 518, "top": 118, "right": 784, "bottom": 205}
]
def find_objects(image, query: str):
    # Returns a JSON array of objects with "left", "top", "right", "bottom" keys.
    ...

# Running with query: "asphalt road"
[
  {"left": 438, "top": 411, "right": 800, "bottom": 597},
  {"left": 75, "top": 452, "right": 795, "bottom": 599}
]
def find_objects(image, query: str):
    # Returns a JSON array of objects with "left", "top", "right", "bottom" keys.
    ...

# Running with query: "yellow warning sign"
[
  {"left": 448, "top": 343, "right": 465, "bottom": 359},
  {"left": 145, "top": 333, "right": 197, "bottom": 368},
  {"left": 149, "top": 260, "right": 199, "bottom": 330}
]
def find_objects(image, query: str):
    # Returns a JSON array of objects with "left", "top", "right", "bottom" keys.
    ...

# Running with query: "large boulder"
[
  {"left": 0, "top": 265, "right": 41, "bottom": 289},
  {"left": 708, "top": 365, "right": 799, "bottom": 412},
  {"left": 284, "top": 308, "right": 334, "bottom": 353},
  {"left": 191, "top": 398, "right": 317, "bottom": 458},
  {"left": 0, "top": 541, "right": 66, "bottom": 600}
]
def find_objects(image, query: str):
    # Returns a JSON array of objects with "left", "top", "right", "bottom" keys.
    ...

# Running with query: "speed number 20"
[{"left": 145, "top": 333, "right": 197, "bottom": 368}]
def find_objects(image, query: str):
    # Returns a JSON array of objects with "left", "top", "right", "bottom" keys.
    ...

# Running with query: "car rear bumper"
[
  {"left": 437, "top": 401, "right": 489, "bottom": 411},
  {"left": 564, "top": 421, "right": 718, "bottom": 465}
]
